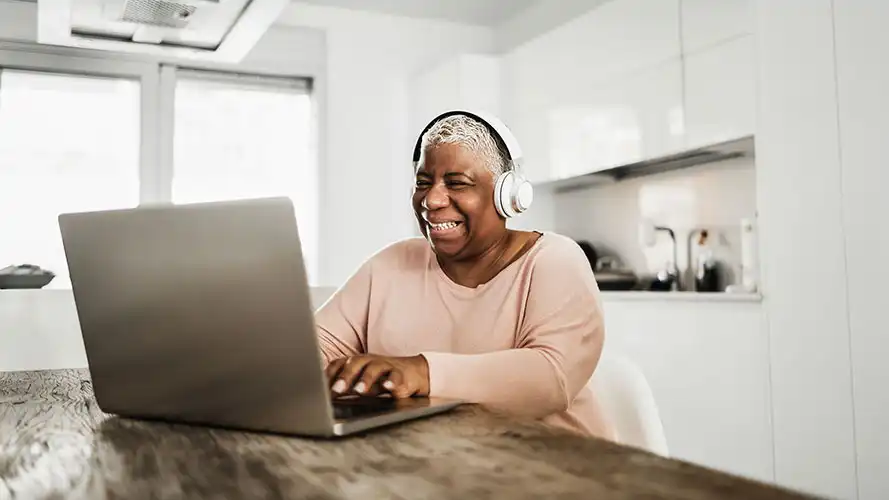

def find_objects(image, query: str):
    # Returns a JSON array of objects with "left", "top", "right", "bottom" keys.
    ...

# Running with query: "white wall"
[{"left": 277, "top": 3, "right": 494, "bottom": 286}]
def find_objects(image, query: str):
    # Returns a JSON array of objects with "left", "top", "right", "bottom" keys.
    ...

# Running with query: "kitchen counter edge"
[{"left": 599, "top": 291, "right": 763, "bottom": 302}]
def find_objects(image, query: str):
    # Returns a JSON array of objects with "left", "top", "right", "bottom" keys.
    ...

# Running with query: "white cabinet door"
[
  {"left": 833, "top": 3, "right": 889, "bottom": 499},
  {"left": 683, "top": 35, "right": 755, "bottom": 149},
  {"left": 681, "top": 0, "right": 753, "bottom": 53},
  {"left": 599, "top": 299, "right": 774, "bottom": 484},
  {"left": 548, "top": 59, "right": 684, "bottom": 178},
  {"left": 501, "top": 0, "right": 681, "bottom": 184}
]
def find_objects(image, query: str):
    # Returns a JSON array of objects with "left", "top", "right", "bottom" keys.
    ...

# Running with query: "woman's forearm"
[{"left": 421, "top": 347, "right": 588, "bottom": 418}]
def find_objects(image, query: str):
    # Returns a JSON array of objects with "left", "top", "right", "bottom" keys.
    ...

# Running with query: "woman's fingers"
[
  {"left": 325, "top": 357, "right": 348, "bottom": 387},
  {"left": 325, "top": 355, "right": 423, "bottom": 399},
  {"left": 383, "top": 370, "right": 415, "bottom": 399},
  {"left": 330, "top": 356, "right": 372, "bottom": 395},
  {"left": 353, "top": 362, "right": 392, "bottom": 395}
]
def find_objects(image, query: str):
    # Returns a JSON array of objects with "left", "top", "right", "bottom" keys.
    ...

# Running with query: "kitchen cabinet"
[
  {"left": 547, "top": 59, "right": 684, "bottom": 179},
  {"left": 680, "top": 0, "right": 754, "bottom": 54},
  {"left": 832, "top": 2, "right": 889, "bottom": 499},
  {"left": 682, "top": 35, "right": 756, "bottom": 149},
  {"left": 754, "top": 1, "right": 858, "bottom": 498},
  {"left": 501, "top": 0, "right": 682, "bottom": 184},
  {"left": 409, "top": 54, "right": 501, "bottom": 136},
  {"left": 599, "top": 297, "right": 773, "bottom": 485}
]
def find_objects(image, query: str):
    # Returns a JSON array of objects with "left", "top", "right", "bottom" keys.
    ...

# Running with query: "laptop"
[{"left": 58, "top": 196, "right": 462, "bottom": 437}]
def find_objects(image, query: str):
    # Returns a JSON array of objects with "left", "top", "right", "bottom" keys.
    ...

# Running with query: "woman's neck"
[{"left": 438, "top": 230, "right": 540, "bottom": 288}]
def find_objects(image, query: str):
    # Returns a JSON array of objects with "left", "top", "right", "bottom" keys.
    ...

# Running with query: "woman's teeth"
[{"left": 430, "top": 221, "right": 460, "bottom": 231}]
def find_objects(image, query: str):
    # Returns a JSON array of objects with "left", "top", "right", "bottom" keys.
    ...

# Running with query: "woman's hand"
[{"left": 325, "top": 354, "right": 430, "bottom": 399}]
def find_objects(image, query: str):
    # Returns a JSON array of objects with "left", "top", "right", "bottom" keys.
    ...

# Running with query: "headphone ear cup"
[
  {"left": 514, "top": 175, "right": 534, "bottom": 213},
  {"left": 493, "top": 171, "right": 513, "bottom": 218}
]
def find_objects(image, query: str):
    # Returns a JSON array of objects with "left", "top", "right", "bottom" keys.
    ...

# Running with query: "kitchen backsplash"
[{"left": 552, "top": 156, "right": 757, "bottom": 287}]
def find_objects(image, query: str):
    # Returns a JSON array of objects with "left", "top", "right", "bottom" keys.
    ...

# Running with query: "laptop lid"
[{"left": 59, "top": 197, "right": 337, "bottom": 435}]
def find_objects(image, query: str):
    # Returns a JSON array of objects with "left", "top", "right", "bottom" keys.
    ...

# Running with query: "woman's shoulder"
[
  {"left": 363, "top": 237, "right": 432, "bottom": 272},
  {"left": 531, "top": 232, "right": 590, "bottom": 267},
  {"left": 524, "top": 232, "right": 600, "bottom": 295}
]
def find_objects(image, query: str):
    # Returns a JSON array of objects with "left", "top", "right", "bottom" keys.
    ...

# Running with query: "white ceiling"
[{"left": 294, "top": 0, "right": 541, "bottom": 26}]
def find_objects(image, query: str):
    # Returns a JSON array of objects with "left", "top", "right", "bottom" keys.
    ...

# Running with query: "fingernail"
[
  {"left": 332, "top": 380, "right": 346, "bottom": 393},
  {"left": 383, "top": 380, "right": 395, "bottom": 390},
  {"left": 354, "top": 382, "right": 366, "bottom": 394}
]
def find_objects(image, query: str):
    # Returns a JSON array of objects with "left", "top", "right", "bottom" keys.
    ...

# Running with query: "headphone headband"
[
  {"left": 411, "top": 109, "right": 524, "bottom": 170},
  {"left": 412, "top": 109, "right": 533, "bottom": 219}
]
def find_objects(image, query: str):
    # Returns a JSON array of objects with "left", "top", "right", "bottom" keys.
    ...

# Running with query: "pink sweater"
[{"left": 314, "top": 232, "right": 615, "bottom": 439}]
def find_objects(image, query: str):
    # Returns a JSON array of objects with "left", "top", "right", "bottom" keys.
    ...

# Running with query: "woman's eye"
[
  {"left": 447, "top": 181, "right": 469, "bottom": 189},
  {"left": 415, "top": 180, "right": 430, "bottom": 188}
]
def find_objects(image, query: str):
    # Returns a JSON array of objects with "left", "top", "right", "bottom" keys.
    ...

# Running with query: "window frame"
[{"left": 0, "top": 42, "right": 320, "bottom": 283}]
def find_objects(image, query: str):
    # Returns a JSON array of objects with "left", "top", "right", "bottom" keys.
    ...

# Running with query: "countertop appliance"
[
  {"left": 575, "top": 240, "right": 638, "bottom": 291},
  {"left": 0, "top": 264, "right": 56, "bottom": 289}
]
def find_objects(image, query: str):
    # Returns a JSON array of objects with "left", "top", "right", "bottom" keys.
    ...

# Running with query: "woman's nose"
[{"left": 422, "top": 184, "right": 450, "bottom": 210}]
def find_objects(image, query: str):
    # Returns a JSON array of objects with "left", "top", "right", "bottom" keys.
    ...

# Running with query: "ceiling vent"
[{"left": 37, "top": 0, "right": 290, "bottom": 62}]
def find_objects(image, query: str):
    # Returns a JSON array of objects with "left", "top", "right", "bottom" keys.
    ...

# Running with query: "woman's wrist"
[{"left": 410, "top": 354, "right": 431, "bottom": 396}]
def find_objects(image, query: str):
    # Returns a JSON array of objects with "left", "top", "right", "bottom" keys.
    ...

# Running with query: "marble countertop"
[{"left": 0, "top": 369, "right": 811, "bottom": 499}]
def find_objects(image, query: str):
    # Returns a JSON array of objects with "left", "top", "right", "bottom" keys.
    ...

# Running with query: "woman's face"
[{"left": 412, "top": 143, "right": 505, "bottom": 260}]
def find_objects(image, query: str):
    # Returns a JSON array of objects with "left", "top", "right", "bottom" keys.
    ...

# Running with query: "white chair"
[
  {"left": 589, "top": 353, "right": 669, "bottom": 456},
  {"left": 310, "top": 286, "right": 338, "bottom": 311}
]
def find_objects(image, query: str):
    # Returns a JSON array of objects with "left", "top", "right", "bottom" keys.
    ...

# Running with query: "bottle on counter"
[
  {"left": 694, "top": 230, "right": 720, "bottom": 292},
  {"left": 739, "top": 218, "right": 759, "bottom": 292}
]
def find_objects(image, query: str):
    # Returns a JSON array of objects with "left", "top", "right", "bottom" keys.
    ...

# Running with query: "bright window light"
[
  {"left": 0, "top": 69, "right": 140, "bottom": 288},
  {"left": 172, "top": 74, "right": 318, "bottom": 283}
]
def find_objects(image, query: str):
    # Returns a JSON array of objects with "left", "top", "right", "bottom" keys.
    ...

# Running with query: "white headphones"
[{"left": 412, "top": 109, "right": 534, "bottom": 219}]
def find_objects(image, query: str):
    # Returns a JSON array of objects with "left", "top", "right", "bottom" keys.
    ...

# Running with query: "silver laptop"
[{"left": 58, "top": 196, "right": 461, "bottom": 437}]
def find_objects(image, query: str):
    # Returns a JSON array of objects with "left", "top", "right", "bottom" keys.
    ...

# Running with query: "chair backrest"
[
  {"left": 309, "top": 286, "right": 337, "bottom": 310},
  {"left": 589, "top": 353, "right": 669, "bottom": 456}
]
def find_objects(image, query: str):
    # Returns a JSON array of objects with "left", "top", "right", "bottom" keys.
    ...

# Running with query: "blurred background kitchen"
[{"left": 1, "top": 1, "right": 886, "bottom": 499}]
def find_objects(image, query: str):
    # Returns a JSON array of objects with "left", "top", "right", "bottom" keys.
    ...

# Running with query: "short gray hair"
[{"left": 419, "top": 114, "right": 508, "bottom": 177}]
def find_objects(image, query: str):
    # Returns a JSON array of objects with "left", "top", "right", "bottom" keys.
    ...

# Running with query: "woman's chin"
[{"left": 427, "top": 233, "right": 467, "bottom": 258}]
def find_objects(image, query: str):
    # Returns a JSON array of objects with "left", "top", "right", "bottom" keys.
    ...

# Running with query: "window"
[
  {"left": 172, "top": 70, "right": 317, "bottom": 282},
  {"left": 0, "top": 69, "right": 140, "bottom": 288},
  {"left": 0, "top": 47, "right": 318, "bottom": 289}
]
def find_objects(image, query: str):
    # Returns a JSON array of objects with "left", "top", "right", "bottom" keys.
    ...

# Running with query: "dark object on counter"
[
  {"left": 695, "top": 262, "right": 722, "bottom": 292},
  {"left": 0, "top": 264, "right": 56, "bottom": 289},
  {"left": 573, "top": 240, "right": 639, "bottom": 290},
  {"left": 594, "top": 256, "right": 638, "bottom": 291},
  {"left": 648, "top": 270, "right": 677, "bottom": 292},
  {"left": 693, "top": 230, "right": 722, "bottom": 292}
]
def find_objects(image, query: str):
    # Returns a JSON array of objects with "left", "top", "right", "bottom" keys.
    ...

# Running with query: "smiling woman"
[{"left": 314, "top": 111, "right": 615, "bottom": 440}]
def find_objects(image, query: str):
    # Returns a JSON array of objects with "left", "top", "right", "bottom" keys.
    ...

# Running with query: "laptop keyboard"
[{"left": 332, "top": 396, "right": 398, "bottom": 420}]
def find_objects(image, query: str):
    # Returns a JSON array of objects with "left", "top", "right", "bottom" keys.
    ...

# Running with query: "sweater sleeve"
[
  {"left": 313, "top": 259, "right": 374, "bottom": 365},
  {"left": 421, "top": 238, "right": 605, "bottom": 418}
]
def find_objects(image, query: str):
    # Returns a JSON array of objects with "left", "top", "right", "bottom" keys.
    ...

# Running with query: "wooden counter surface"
[{"left": 0, "top": 369, "right": 815, "bottom": 499}]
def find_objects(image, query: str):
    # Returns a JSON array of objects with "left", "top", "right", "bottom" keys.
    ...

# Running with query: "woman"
[{"left": 315, "top": 111, "right": 615, "bottom": 440}]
